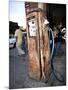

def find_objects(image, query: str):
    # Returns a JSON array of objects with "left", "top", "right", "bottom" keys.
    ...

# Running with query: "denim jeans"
[{"left": 53, "top": 42, "right": 64, "bottom": 57}]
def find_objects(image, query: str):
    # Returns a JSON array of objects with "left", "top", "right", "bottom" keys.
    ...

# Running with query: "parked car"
[
  {"left": 9, "top": 35, "right": 16, "bottom": 48},
  {"left": 61, "top": 28, "right": 66, "bottom": 40}
]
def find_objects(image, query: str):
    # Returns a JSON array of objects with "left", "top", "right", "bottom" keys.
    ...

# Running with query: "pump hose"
[
  {"left": 51, "top": 52, "right": 64, "bottom": 82},
  {"left": 45, "top": 28, "right": 64, "bottom": 83}
]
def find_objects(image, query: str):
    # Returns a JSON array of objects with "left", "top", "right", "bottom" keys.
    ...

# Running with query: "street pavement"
[{"left": 9, "top": 44, "right": 66, "bottom": 89}]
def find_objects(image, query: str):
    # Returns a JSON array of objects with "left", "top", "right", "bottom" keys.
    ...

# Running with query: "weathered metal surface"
[
  {"left": 37, "top": 11, "right": 51, "bottom": 80},
  {"left": 26, "top": 10, "right": 51, "bottom": 80},
  {"left": 42, "top": 26, "right": 51, "bottom": 81},
  {"left": 28, "top": 38, "right": 41, "bottom": 80},
  {"left": 26, "top": 12, "right": 41, "bottom": 80}
]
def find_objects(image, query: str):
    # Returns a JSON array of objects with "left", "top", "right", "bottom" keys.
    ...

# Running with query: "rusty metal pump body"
[{"left": 26, "top": 9, "right": 51, "bottom": 81}]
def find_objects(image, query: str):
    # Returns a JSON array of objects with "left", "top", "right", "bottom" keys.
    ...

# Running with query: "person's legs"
[
  {"left": 55, "top": 42, "right": 64, "bottom": 55},
  {"left": 56, "top": 42, "right": 61, "bottom": 52},
  {"left": 16, "top": 44, "right": 25, "bottom": 56},
  {"left": 17, "top": 47, "right": 25, "bottom": 55},
  {"left": 52, "top": 42, "right": 60, "bottom": 56},
  {"left": 22, "top": 38, "right": 27, "bottom": 54}
]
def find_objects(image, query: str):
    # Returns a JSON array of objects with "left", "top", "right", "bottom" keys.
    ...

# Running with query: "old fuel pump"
[{"left": 26, "top": 9, "right": 52, "bottom": 81}]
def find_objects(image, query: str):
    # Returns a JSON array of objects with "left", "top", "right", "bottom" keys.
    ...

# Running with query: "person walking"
[
  {"left": 55, "top": 23, "right": 64, "bottom": 55},
  {"left": 15, "top": 26, "right": 25, "bottom": 56}
]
